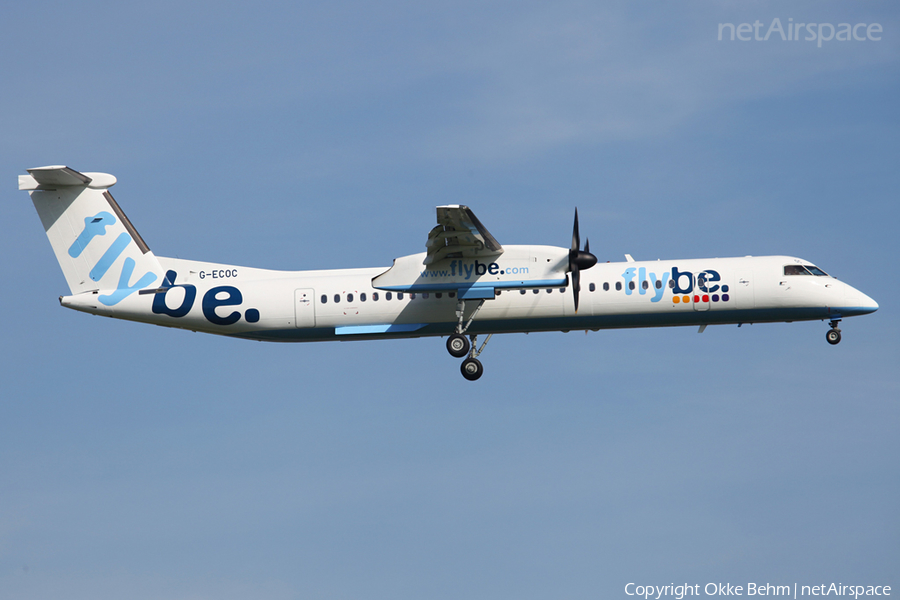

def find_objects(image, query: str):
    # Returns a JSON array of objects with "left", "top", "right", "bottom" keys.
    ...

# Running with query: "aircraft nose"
[
  {"left": 859, "top": 291, "right": 879, "bottom": 314},
  {"left": 845, "top": 285, "right": 878, "bottom": 315}
]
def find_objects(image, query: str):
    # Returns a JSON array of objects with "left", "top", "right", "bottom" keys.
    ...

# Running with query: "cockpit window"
[
  {"left": 805, "top": 265, "right": 829, "bottom": 276},
  {"left": 784, "top": 265, "right": 812, "bottom": 276}
]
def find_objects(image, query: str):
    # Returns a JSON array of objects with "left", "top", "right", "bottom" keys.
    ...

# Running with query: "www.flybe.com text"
[
  {"left": 625, "top": 582, "right": 890, "bottom": 599},
  {"left": 420, "top": 260, "right": 529, "bottom": 279}
]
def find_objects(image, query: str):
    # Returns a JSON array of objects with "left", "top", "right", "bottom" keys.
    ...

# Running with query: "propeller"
[{"left": 568, "top": 208, "right": 598, "bottom": 313}]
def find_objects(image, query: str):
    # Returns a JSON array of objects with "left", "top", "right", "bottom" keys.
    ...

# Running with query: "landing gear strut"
[
  {"left": 826, "top": 319, "right": 842, "bottom": 345},
  {"left": 447, "top": 298, "right": 492, "bottom": 380},
  {"left": 458, "top": 333, "right": 492, "bottom": 380}
]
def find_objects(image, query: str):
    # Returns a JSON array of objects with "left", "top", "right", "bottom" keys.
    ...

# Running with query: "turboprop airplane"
[{"left": 20, "top": 165, "right": 878, "bottom": 380}]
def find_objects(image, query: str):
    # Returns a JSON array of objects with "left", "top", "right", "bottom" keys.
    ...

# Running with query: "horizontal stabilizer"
[{"left": 19, "top": 166, "right": 117, "bottom": 190}]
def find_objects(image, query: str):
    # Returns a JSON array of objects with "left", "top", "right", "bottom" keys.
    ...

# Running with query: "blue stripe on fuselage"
[{"left": 335, "top": 323, "right": 427, "bottom": 335}]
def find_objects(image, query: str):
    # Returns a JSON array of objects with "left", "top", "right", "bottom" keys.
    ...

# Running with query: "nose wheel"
[{"left": 826, "top": 319, "right": 842, "bottom": 345}]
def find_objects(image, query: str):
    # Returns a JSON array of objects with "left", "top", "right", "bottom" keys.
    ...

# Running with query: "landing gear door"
[{"left": 294, "top": 288, "right": 316, "bottom": 328}]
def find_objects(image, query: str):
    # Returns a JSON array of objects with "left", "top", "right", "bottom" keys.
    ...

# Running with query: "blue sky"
[{"left": 1, "top": 1, "right": 898, "bottom": 599}]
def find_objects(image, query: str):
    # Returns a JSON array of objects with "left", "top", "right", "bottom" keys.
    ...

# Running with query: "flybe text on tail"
[
  {"left": 70, "top": 211, "right": 158, "bottom": 305},
  {"left": 22, "top": 165, "right": 162, "bottom": 300}
]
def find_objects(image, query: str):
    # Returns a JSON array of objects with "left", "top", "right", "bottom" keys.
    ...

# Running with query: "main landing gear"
[
  {"left": 446, "top": 333, "right": 469, "bottom": 358},
  {"left": 442, "top": 208, "right": 599, "bottom": 380},
  {"left": 458, "top": 335, "right": 492, "bottom": 381},
  {"left": 826, "top": 319, "right": 842, "bottom": 345},
  {"left": 446, "top": 298, "right": 493, "bottom": 381},
  {"left": 461, "top": 354, "right": 484, "bottom": 381}
]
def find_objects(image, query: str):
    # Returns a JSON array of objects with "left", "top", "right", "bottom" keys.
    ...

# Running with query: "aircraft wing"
[{"left": 424, "top": 205, "right": 503, "bottom": 265}]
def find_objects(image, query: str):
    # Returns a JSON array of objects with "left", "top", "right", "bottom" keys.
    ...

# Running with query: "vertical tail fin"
[{"left": 20, "top": 166, "right": 163, "bottom": 304}]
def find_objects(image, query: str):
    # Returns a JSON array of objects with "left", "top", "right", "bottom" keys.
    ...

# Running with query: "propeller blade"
[
  {"left": 572, "top": 267, "right": 581, "bottom": 313},
  {"left": 571, "top": 208, "right": 580, "bottom": 252},
  {"left": 566, "top": 208, "right": 597, "bottom": 312}
]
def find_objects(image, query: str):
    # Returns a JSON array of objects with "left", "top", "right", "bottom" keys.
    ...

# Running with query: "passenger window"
[
  {"left": 668, "top": 280, "right": 675, "bottom": 288},
  {"left": 334, "top": 294, "right": 340, "bottom": 303},
  {"left": 435, "top": 293, "right": 442, "bottom": 298},
  {"left": 533, "top": 289, "right": 539, "bottom": 294},
  {"left": 422, "top": 293, "right": 429, "bottom": 299},
  {"left": 347, "top": 293, "right": 354, "bottom": 303},
  {"left": 642, "top": 281, "right": 649, "bottom": 290},
  {"left": 603, "top": 282, "right": 609, "bottom": 291},
  {"left": 629, "top": 282, "right": 635, "bottom": 290},
  {"left": 373, "top": 292, "right": 379, "bottom": 301},
  {"left": 448, "top": 292, "right": 456, "bottom": 298},
  {"left": 559, "top": 288, "right": 565, "bottom": 293},
  {"left": 410, "top": 293, "right": 416, "bottom": 300},
  {"left": 655, "top": 280, "right": 662, "bottom": 289},
  {"left": 520, "top": 289, "right": 526, "bottom": 295},
  {"left": 398, "top": 292, "right": 404, "bottom": 300},
  {"left": 616, "top": 282, "right": 622, "bottom": 291},
  {"left": 589, "top": 283, "right": 596, "bottom": 292},
  {"left": 360, "top": 293, "right": 367, "bottom": 302},
  {"left": 321, "top": 295, "right": 327, "bottom": 304},
  {"left": 386, "top": 292, "right": 392, "bottom": 300},
  {"left": 546, "top": 288, "right": 552, "bottom": 294},
  {"left": 495, "top": 290, "right": 502, "bottom": 296}
]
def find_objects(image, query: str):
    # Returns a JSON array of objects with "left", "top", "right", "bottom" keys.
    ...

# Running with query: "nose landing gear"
[{"left": 826, "top": 319, "right": 842, "bottom": 345}]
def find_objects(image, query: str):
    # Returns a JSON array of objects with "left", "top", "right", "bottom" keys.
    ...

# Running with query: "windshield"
[
  {"left": 784, "top": 264, "right": 830, "bottom": 276},
  {"left": 784, "top": 265, "right": 811, "bottom": 276},
  {"left": 805, "top": 265, "right": 829, "bottom": 276}
]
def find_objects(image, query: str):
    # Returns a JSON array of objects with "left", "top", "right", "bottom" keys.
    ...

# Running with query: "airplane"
[{"left": 20, "top": 165, "right": 879, "bottom": 380}]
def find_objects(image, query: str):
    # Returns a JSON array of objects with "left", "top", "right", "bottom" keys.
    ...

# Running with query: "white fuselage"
[
  {"left": 60, "top": 250, "right": 879, "bottom": 342},
  {"left": 21, "top": 167, "right": 876, "bottom": 358}
]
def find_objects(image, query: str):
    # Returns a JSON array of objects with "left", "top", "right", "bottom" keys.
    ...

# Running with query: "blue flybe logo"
[
  {"left": 70, "top": 212, "right": 258, "bottom": 325},
  {"left": 622, "top": 266, "right": 731, "bottom": 304},
  {"left": 69, "top": 212, "right": 158, "bottom": 306},
  {"left": 152, "top": 270, "right": 260, "bottom": 326}
]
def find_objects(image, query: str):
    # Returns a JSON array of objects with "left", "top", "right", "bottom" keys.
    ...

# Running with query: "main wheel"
[
  {"left": 460, "top": 357, "right": 484, "bottom": 381},
  {"left": 826, "top": 329, "right": 841, "bottom": 345},
  {"left": 447, "top": 333, "right": 470, "bottom": 358}
]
